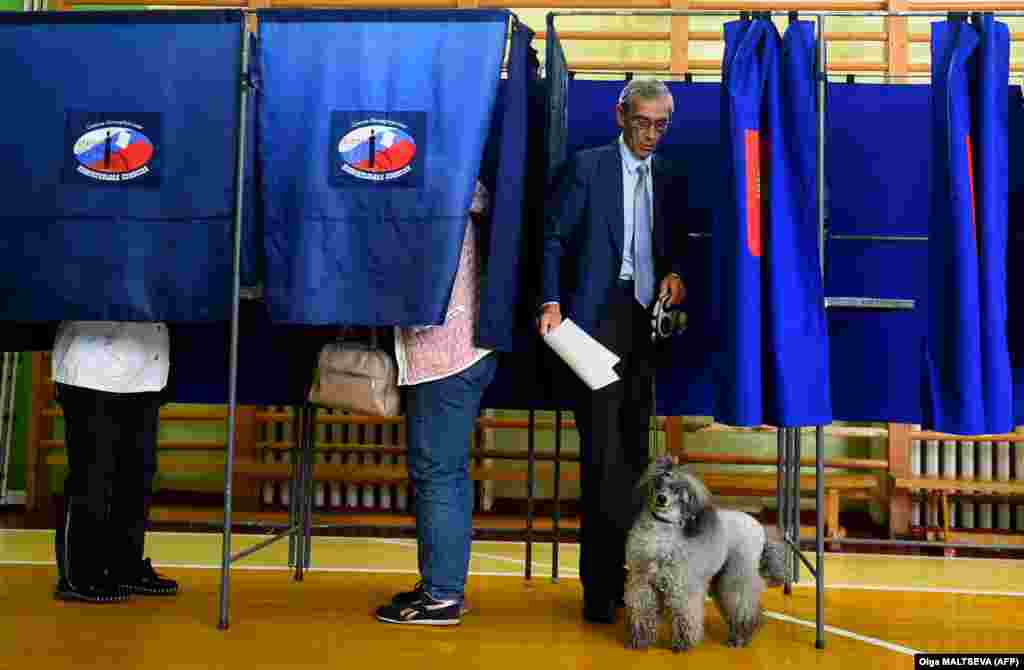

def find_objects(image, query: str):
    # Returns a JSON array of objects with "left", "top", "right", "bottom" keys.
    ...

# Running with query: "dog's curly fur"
[{"left": 624, "top": 456, "right": 788, "bottom": 652}]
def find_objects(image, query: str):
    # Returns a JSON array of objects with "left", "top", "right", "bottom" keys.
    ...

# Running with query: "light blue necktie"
[{"left": 633, "top": 164, "right": 655, "bottom": 308}]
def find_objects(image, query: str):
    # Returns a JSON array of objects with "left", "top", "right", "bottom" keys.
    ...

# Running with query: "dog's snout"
[{"left": 655, "top": 494, "right": 668, "bottom": 507}]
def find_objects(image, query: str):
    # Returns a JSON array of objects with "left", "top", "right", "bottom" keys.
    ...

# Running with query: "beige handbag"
[{"left": 307, "top": 331, "right": 400, "bottom": 416}]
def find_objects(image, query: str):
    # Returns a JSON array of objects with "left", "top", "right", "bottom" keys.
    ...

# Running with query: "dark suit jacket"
[{"left": 541, "top": 142, "right": 687, "bottom": 339}]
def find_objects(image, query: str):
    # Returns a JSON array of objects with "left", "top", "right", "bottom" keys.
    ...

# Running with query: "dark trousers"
[
  {"left": 572, "top": 281, "right": 654, "bottom": 606},
  {"left": 55, "top": 383, "right": 162, "bottom": 587}
]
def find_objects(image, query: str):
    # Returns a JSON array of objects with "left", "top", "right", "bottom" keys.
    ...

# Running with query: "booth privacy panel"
[
  {"left": 826, "top": 84, "right": 933, "bottom": 237},
  {"left": 256, "top": 10, "right": 508, "bottom": 325},
  {"left": 0, "top": 11, "right": 242, "bottom": 322}
]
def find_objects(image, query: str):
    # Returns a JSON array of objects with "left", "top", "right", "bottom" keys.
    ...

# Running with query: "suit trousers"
[
  {"left": 55, "top": 383, "right": 162, "bottom": 587},
  {"left": 572, "top": 280, "right": 654, "bottom": 606}
]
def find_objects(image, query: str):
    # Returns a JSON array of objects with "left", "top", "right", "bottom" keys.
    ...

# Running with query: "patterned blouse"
[{"left": 394, "top": 182, "right": 493, "bottom": 386}]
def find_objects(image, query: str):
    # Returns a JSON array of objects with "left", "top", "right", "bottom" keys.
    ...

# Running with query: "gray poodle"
[{"left": 624, "top": 456, "right": 788, "bottom": 652}]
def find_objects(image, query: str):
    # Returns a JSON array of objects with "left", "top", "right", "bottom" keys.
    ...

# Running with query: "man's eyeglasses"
[{"left": 628, "top": 116, "right": 670, "bottom": 134}]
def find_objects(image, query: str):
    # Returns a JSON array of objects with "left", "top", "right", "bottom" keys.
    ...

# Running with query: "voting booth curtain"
[
  {"left": 0, "top": 11, "right": 243, "bottom": 323},
  {"left": 256, "top": 10, "right": 508, "bottom": 327},
  {"left": 924, "top": 15, "right": 1015, "bottom": 435},
  {"left": 714, "top": 17, "right": 832, "bottom": 428}
]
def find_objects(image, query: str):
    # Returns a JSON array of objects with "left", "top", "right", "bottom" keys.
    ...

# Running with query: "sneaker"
[
  {"left": 376, "top": 590, "right": 462, "bottom": 626},
  {"left": 54, "top": 578, "right": 129, "bottom": 604},
  {"left": 391, "top": 580, "right": 470, "bottom": 615},
  {"left": 121, "top": 558, "right": 178, "bottom": 596}
]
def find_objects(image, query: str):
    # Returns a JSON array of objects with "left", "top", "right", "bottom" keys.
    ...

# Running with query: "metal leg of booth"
[
  {"left": 293, "top": 404, "right": 310, "bottom": 582},
  {"left": 288, "top": 407, "right": 302, "bottom": 569},
  {"left": 552, "top": 408, "right": 561, "bottom": 583},
  {"left": 525, "top": 408, "right": 535, "bottom": 580},
  {"left": 791, "top": 428, "right": 801, "bottom": 587},
  {"left": 302, "top": 403, "right": 315, "bottom": 571},
  {"left": 815, "top": 425, "right": 825, "bottom": 649}
]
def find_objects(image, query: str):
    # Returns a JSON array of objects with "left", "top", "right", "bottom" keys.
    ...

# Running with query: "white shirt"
[
  {"left": 618, "top": 134, "right": 654, "bottom": 280},
  {"left": 52, "top": 321, "right": 170, "bottom": 394}
]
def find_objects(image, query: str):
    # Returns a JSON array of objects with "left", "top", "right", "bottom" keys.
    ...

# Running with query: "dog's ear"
[
  {"left": 684, "top": 474, "right": 711, "bottom": 512},
  {"left": 679, "top": 473, "right": 716, "bottom": 536}
]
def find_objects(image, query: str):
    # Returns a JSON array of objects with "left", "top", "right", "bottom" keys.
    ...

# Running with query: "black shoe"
[
  {"left": 121, "top": 558, "right": 178, "bottom": 596},
  {"left": 54, "top": 578, "right": 129, "bottom": 604},
  {"left": 392, "top": 580, "right": 470, "bottom": 615},
  {"left": 376, "top": 589, "right": 462, "bottom": 626},
  {"left": 583, "top": 597, "right": 617, "bottom": 624}
]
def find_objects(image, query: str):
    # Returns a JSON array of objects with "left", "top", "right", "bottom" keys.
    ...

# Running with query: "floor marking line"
[
  {"left": 371, "top": 537, "right": 580, "bottom": 574},
  {"left": 763, "top": 610, "right": 922, "bottom": 656}
]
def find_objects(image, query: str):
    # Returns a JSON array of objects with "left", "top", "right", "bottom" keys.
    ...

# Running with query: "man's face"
[{"left": 616, "top": 94, "right": 673, "bottom": 161}]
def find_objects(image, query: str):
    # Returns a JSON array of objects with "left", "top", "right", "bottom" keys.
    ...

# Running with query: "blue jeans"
[{"left": 404, "top": 353, "right": 498, "bottom": 602}]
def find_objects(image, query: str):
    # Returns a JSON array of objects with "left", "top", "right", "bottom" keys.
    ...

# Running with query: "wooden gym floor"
[{"left": 1, "top": 529, "right": 1022, "bottom": 670}]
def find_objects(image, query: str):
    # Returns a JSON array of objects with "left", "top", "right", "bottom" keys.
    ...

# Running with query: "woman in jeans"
[{"left": 375, "top": 182, "right": 497, "bottom": 626}]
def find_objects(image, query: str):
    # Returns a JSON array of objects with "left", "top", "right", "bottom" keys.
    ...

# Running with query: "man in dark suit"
[{"left": 538, "top": 79, "right": 686, "bottom": 624}]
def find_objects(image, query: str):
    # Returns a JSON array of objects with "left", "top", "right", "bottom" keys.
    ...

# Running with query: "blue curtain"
[
  {"left": 477, "top": 20, "right": 535, "bottom": 353},
  {"left": 765, "top": 20, "right": 832, "bottom": 426},
  {"left": 925, "top": 16, "right": 1013, "bottom": 435},
  {"left": 0, "top": 11, "right": 243, "bottom": 322},
  {"left": 715, "top": 18, "right": 771, "bottom": 427},
  {"left": 545, "top": 18, "right": 570, "bottom": 179},
  {"left": 716, "top": 17, "right": 831, "bottom": 427},
  {"left": 257, "top": 10, "right": 508, "bottom": 326},
  {"left": 971, "top": 15, "right": 1014, "bottom": 434}
]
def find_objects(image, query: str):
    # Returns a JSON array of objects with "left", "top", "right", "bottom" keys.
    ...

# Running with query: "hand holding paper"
[{"left": 542, "top": 318, "right": 621, "bottom": 390}]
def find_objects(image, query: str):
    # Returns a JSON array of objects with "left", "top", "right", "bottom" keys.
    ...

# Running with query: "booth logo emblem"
[
  {"left": 337, "top": 120, "right": 417, "bottom": 181},
  {"left": 72, "top": 121, "right": 155, "bottom": 182}
]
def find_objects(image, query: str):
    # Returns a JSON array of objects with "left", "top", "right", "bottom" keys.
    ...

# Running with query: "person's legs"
[
  {"left": 619, "top": 298, "right": 656, "bottom": 529},
  {"left": 574, "top": 379, "right": 629, "bottom": 623},
  {"left": 108, "top": 391, "right": 177, "bottom": 595},
  {"left": 376, "top": 354, "right": 497, "bottom": 624},
  {"left": 54, "top": 384, "right": 126, "bottom": 602},
  {"left": 574, "top": 282, "right": 642, "bottom": 622}
]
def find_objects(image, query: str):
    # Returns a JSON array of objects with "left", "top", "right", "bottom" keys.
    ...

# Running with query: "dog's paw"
[
  {"left": 670, "top": 640, "right": 693, "bottom": 654},
  {"left": 726, "top": 636, "right": 752, "bottom": 648},
  {"left": 625, "top": 635, "right": 652, "bottom": 651}
]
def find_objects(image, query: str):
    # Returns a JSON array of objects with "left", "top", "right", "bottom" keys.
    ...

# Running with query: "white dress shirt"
[{"left": 52, "top": 321, "right": 170, "bottom": 394}]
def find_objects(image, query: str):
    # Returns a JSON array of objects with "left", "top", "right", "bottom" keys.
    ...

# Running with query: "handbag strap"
[{"left": 335, "top": 326, "right": 380, "bottom": 348}]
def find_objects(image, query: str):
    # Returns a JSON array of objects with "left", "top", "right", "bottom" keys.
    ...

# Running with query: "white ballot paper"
[{"left": 543, "top": 318, "right": 621, "bottom": 390}]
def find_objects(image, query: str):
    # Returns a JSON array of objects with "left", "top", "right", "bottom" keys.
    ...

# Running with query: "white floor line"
[
  {"left": 164, "top": 564, "right": 524, "bottom": 578},
  {"left": 9, "top": 557, "right": 1024, "bottom": 602},
  {"left": 9, "top": 559, "right": 1024, "bottom": 597},
  {"left": 828, "top": 552, "right": 1024, "bottom": 565},
  {"left": 0, "top": 559, "right": 542, "bottom": 579},
  {"left": 372, "top": 537, "right": 580, "bottom": 574},
  {"left": 763, "top": 610, "right": 922, "bottom": 656},
  {"left": 791, "top": 582, "right": 1024, "bottom": 597}
]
